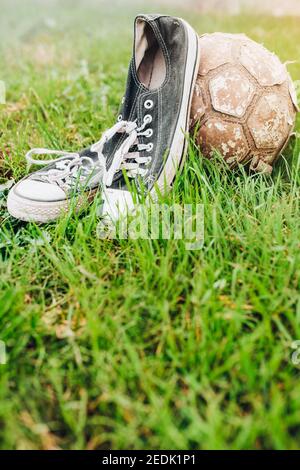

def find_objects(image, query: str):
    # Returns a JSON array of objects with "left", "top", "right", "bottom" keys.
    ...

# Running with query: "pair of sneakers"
[{"left": 7, "top": 14, "right": 200, "bottom": 223}]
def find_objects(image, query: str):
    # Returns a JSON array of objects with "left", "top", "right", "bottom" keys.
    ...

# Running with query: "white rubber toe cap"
[
  {"left": 101, "top": 188, "right": 135, "bottom": 222},
  {"left": 14, "top": 180, "right": 66, "bottom": 202}
]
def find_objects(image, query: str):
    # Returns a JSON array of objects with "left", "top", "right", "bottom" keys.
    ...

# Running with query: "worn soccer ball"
[{"left": 190, "top": 33, "right": 299, "bottom": 174}]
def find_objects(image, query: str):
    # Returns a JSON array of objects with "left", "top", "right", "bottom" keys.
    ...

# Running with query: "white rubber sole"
[{"left": 7, "top": 187, "right": 98, "bottom": 223}]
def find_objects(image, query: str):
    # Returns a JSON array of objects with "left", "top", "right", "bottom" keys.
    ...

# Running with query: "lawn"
[{"left": 0, "top": 0, "right": 300, "bottom": 450}]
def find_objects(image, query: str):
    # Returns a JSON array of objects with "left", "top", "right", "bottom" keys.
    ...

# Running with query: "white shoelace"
[{"left": 26, "top": 116, "right": 153, "bottom": 191}]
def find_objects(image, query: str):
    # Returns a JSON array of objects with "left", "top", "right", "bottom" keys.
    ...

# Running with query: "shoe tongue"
[
  {"left": 79, "top": 147, "right": 99, "bottom": 163},
  {"left": 99, "top": 61, "right": 144, "bottom": 184},
  {"left": 120, "top": 60, "right": 140, "bottom": 120}
]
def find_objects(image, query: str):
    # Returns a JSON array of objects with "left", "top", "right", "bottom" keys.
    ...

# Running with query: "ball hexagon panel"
[
  {"left": 248, "top": 93, "right": 294, "bottom": 150},
  {"left": 240, "top": 41, "right": 287, "bottom": 86},
  {"left": 199, "top": 118, "right": 250, "bottom": 164},
  {"left": 209, "top": 66, "right": 256, "bottom": 118},
  {"left": 198, "top": 34, "right": 233, "bottom": 76}
]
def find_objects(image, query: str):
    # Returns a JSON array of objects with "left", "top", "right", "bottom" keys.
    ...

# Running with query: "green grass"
[{"left": 0, "top": 0, "right": 300, "bottom": 450}]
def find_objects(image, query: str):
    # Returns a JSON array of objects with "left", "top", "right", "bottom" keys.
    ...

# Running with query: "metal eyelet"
[
  {"left": 146, "top": 143, "right": 153, "bottom": 152},
  {"left": 145, "top": 157, "right": 152, "bottom": 166},
  {"left": 144, "top": 99, "right": 154, "bottom": 110},
  {"left": 144, "top": 114, "right": 152, "bottom": 124},
  {"left": 145, "top": 128, "right": 153, "bottom": 138},
  {"left": 117, "top": 114, "right": 123, "bottom": 122}
]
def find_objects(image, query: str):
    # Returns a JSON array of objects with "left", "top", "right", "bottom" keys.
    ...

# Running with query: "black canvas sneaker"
[
  {"left": 99, "top": 14, "right": 200, "bottom": 221},
  {"left": 7, "top": 14, "right": 200, "bottom": 223},
  {"left": 7, "top": 147, "right": 105, "bottom": 222}
]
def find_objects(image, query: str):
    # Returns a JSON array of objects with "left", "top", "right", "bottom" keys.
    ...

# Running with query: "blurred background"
[{"left": 159, "top": 0, "right": 300, "bottom": 16}]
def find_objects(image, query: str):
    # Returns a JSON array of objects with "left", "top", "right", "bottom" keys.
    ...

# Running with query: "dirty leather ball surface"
[{"left": 190, "top": 33, "right": 298, "bottom": 174}]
